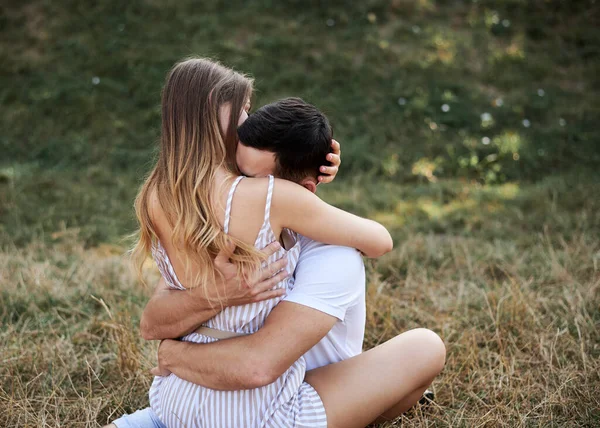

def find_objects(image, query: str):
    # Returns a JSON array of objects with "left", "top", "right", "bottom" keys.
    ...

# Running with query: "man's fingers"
[
  {"left": 261, "top": 256, "right": 288, "bottom": 280},
  {"left": 254, "top": 269, "right": 289, "bottom": 295},
  {"left": 250, "top": 254, "right": 287, "bottom": 285},
  {"left": 252, "top": 287, "right": 287, "bottom": 303},
  {"left": 150, "top": 366, "right": 171, "bottom": 377},
  {"left": 214, "top": 240, "right": 236, "bottom": 267},
  {"left": 249, "top": 259, "right": 287, "bottom": 291},
  {"left": 260, "top": 241, "right": 282, "bottom": 258},
  {"left": 250, "top": 242, "right": 287, "bottom": 289}
]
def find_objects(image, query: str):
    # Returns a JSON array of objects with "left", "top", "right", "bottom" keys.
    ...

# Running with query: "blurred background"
[{"left": 1, "top": 0, "right": 599, "bottom": 426}]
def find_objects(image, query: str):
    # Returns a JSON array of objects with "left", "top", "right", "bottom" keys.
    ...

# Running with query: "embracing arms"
[
  {"left": 141, "top": 141, "right": 343, "bottom": 339},
  {"left": 151, "top": 245, "right": 364, "bottom": 390},
  {"left": 140, "top": 242, "right": 289, "bottom": 340},
  {"left": 155, "top": 301, "right": 337, "bottom": 390}
]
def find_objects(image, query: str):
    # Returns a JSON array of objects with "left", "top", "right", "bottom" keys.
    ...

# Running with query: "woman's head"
[
  {"left": 161, "top": 57, "right": 253, "bottom": 175},
  {"left": 132, "top": 57, "right": 261, "bottom": 297}
]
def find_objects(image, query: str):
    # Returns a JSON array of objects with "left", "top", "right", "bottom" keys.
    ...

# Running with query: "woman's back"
[
  {"left": 147, "top": 175, "right": 327, "bottom": 427},
  {"left": 151, "top": 174, "right": 300, "bottom": 332}
]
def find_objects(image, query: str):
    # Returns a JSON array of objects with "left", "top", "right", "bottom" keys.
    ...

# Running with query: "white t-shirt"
[{"left": 284, "top": 236, "right": 366, "bottom": 371}]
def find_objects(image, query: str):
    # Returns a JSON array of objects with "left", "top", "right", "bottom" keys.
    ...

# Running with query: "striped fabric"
[{"left": 148, "top": 175, "right": 327, "bottom": 427}]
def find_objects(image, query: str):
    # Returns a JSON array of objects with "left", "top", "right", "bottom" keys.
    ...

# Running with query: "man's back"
[{"left": 285, "top": 236, "right": 366, "bottom": 370}]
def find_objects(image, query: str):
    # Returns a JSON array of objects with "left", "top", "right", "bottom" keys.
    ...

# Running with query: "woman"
[{"left": 129, "top": 57, "right": 393, "bottom": 427}]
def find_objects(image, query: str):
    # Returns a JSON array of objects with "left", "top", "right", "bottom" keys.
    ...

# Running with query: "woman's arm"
[
  {"left": 271, "top": 179, "right": 393, "bottom": 258},
  {"left": 140, "top": 242, "right": 290, "bottom": 340}
]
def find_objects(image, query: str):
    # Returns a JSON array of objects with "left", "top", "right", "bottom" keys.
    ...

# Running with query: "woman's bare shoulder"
[
  {"left": 146, "top": 185, "right": 170, "bottom": 233},
  {"left": 240, "top": 177, "right": 313, "bottom": 209},
  {"left": 224, "top": 176, "right": 273, "bottom": 243},
  {"left": 231, "top": 176, "right": 271, "bottom": 208}
]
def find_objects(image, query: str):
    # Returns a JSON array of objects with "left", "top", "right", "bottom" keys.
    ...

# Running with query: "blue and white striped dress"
[{"left": 148, "top": 175, "right": 327, "bottom": 427}]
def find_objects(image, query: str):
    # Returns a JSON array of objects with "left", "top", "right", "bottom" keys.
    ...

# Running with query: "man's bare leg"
[
  {"left": 373, "top": 384, "right": 431, "bottom": 423},
  {"left": 305, "top": 328, "right": 446, "bottom": 428}
]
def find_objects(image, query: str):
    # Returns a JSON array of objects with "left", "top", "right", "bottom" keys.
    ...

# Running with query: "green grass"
[
  {"left": 2, "top": 0, "right": 599, "bottom": 246},
  {"left": 1, "top": 0, "right": 599, "bottom": 426},
  {"left": 1, "top": 198, "right": 598, "bottom": 426}
]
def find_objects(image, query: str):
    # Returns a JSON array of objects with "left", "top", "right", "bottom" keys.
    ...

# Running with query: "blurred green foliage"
[{"left": 0, "top": 0, "right": 599, "bottom": 245}]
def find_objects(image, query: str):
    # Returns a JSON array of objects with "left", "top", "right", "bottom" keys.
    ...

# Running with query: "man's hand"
[
  {"left": 150, "top": 339, "right": 175, "bottom": 377},
  {"left": 318, "top": 139, "right": 341, "bottom": 184},
  {"left": 212, "top": 241, "right": 290, "bottom": 307},
  {"left": 150, "top": 302, "right": 338, "bottom": 390},
  {"left": 140, "top": 242, "right": 289, "bottom": 340}
]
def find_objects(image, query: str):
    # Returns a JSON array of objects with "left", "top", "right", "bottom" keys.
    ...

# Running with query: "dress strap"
[
  {"left": 224, "top": 176, "right": 245, "bottom": 235},
  {"left": 263, "top": 175, "right": 275, "bottom": 225}
]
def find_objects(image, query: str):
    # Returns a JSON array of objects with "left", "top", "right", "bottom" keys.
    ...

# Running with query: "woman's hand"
[
  {"left": 318, "top": 139, "right": 341, "bottom": 184},
  {"left": 199, "top": 241, "right": 289, "bottom": 307}
]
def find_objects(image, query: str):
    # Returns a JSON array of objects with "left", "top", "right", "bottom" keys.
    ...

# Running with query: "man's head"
[{"left": 236, "top": 97, "right": 332, "bottom": 193}]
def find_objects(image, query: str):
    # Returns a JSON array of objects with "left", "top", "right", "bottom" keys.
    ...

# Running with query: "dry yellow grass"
[{"left": 1, "top": 228, "right": 598, "bottom": 427}]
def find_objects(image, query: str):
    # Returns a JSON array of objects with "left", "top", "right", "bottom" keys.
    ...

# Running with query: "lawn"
[{"left": 1, "top": 0, "right": 599, "bottom": 426}]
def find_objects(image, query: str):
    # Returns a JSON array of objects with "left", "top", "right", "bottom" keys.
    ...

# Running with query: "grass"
[
  {"left": 2, "top": 186, "right": 599, "bottom": 426},
  {"left": 1, "top": 0, "right": 599, "bottom": 426},
  {"left": 2, "top": 177, "right": 598, "bottom": 427}
]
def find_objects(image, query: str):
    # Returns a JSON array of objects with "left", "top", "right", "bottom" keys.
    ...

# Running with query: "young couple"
[{"left": 108, "top": 57, "right": 445, "bottom": 428}]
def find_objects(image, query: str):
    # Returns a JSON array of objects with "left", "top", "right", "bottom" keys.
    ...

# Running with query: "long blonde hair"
[{"left": 131, "top": 57, "right": 263, "bottom": 300}]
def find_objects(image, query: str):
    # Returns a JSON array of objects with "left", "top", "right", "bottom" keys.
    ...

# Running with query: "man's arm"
[
  {"left": 140, "top": 278, "right": 220, "bottom": 340},
  {"left": 141, "top": 242, "right": 289, "bottom": 340},
  {"left": 157, "top": 301, "right": 337, "bottom": 390}
]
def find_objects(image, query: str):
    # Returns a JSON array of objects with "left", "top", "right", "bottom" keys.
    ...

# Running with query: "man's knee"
[
  {"left": 416, "top": 328, "right": 446, "bottom": 373},
  {"left": 399, "top": 328, "right": 446, "bottom": 377}
]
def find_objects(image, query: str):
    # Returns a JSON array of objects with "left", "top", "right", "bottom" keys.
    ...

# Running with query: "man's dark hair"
[{"left": 237, "top": 97, "right": 332, "bottom": 182}]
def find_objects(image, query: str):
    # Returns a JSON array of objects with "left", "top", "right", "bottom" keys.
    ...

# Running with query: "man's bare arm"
[
  {"left": 156, "top": 301, "right": 337, "bottom": 390},
  {"left": 140, "top": 278, "right": 220, "bottom": 340},
  {"left": 140, "top": 241, "right": 290, "bottom": 340}
]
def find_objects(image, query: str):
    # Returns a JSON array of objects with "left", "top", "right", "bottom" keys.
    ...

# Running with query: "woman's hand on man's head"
[{"left": 318, "top": 139, "right": 341, "bottom": 184}]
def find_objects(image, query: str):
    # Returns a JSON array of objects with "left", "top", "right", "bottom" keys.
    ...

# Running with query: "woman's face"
[
  {"left": 236, "top": 142, "right": 276, "bottom": 177},
  {"left": 219, "top": 101, "right": 276, "bottom": 177},
  {"left": 218, "top": 101, "right": 248, "bottom": 136}
]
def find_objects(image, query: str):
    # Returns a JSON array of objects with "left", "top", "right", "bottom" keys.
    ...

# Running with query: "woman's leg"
[{"left": 305, "top": 328, "right": 446, "bottom": 428}]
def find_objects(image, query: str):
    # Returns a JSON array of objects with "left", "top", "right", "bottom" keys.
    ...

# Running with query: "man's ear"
[{"left": 299, "top": 177, "right": 317, "bottom": 194}]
